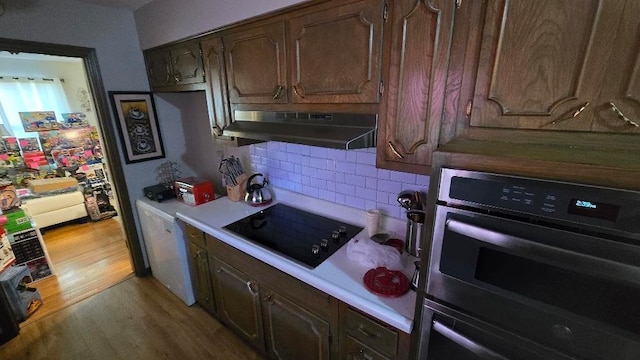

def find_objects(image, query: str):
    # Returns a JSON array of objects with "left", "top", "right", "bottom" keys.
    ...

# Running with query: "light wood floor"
[
  {"left": 0, "top": 276, "right": 263, "bottom": 359},
  {"left": 21, "top": 218, "right": 134, "bottom": 326}
]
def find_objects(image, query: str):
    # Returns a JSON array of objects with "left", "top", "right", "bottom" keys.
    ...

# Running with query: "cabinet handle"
[
  {"left": 388, "top": 142, "right": 404, "bottom": 159},
  {"left": 456, "top": 0, "right": 462, "bottom": 9},
  {"left": 357, "top": 325, "right": 380, "bottom": 339},
  {"left": 293, "top": 85, "right": 306, "bottom": 99},
  {"left": 550, "top": 102, "right": 589, "bottom": 125},
  {"left": 273, "top": 85, "right": 284, "bottom": 100},
  {"left": 609, "top": 102, "right": 639, "bottom": 127},
  {"left": 212, "top": 125, "right": 224, "bottom": 136},
  {"left": 246, "top": 281, "right": 258, "bottom": 297},
  {"left": 349, "top": 350, "right": 374, "bottom": 360}
]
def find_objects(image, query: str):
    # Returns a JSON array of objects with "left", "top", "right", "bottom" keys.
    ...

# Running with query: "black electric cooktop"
[{"left": 223, "top": 203, "right": 363, "bottom": 268}]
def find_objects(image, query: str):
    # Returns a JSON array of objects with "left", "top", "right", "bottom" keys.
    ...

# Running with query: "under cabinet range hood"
[{"left": 224, "top": 111, "right": 377, "bottom": 150}]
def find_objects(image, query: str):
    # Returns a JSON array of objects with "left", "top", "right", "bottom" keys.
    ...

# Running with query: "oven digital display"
[{"left": 567, "top": 198, "right": 619, "bottom": 221}]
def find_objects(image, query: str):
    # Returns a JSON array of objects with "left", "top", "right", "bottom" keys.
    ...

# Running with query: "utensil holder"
[{"left": 226, "top": 173, "right": 248, "bottom": 202}]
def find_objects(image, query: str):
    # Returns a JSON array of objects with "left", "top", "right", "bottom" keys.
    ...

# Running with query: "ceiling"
[{"left": 76, "top": 0, "right": 154, "bottom": 10}]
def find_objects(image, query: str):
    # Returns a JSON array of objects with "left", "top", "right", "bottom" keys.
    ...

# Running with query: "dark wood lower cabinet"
[
  {"left": 185, "top": 225, "right": 216, "bottom": 315},
  {"left": 211, "top": 256, "right": 266, "bottom": 353},
  {"left": 263, "top": 288, "right": 331, "bottom": 360},
  {"left": 184, "top": 232, "right": 410, "bottom": 360}
]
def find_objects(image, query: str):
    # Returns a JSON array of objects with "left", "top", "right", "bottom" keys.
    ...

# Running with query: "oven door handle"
[
  {"left": 446, "top": 219, "right": 640, "bottom": 281},
  {"left": 433, "top": 320, "right": 509, "bottom": 360}
]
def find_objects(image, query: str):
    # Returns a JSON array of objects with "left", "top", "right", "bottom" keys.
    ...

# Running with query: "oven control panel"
[{"left": 438, "top": 168, "right": 640, "bottom": 234}]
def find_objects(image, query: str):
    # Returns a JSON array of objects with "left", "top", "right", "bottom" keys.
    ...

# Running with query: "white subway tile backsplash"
[
  {"left": 249, "top": 142, "right": 429, "bottom": 220},
  {"left": 310, "top": 177, "right": 327, "bottom": 189},
  {"left": 355, "top": 187, "right": 377, "bottom": 201},
  {"left": 390, "top": 170, "right": 417, "bottom": 184},
  {"left": 378, "top": 191, "right": 390, "bottom": 203},
  {"left": 345, "top": 195, "right": 365, "bottom": 209},
  {"left": 365, "top": 177, "right": 377, "bottom": 189},
  {"left": 280, "top": 161, "right": 294, "bottom": 172},
  {"left": 356, "top": 151, "right": 376, "bottom": 165},
  {"left": 335, "top": 183, "right": 356, "bottom": 195},
  {"left": 309, "top": 147, "right": 329, "bottom": 158},
  {"left": 378, "top": 179, "right": 402, "bottom": 194},
  {"left": 345, "top": 174, "right": 366, "bottom": 187},
  {"left": 318, "top": 189, "right": 336, "bottom": 202},
  {"left": 309, "top": 157, "right": 328, "bottom": 169},
  {"left": 336, "top": 161, "right": 357, "bottom": 174},
  {"left": 302, "top": 185, "right": 319, "bottom": 197}
]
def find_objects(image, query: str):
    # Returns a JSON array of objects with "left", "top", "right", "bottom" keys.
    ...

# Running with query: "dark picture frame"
[{"left": 109, "top": 91, "right": 165, "bottom": 164}]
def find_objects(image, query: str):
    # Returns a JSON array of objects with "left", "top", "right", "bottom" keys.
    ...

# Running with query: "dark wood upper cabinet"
[
  {"left": 201, "top": 35, "right": 229, "bottom": 135},
  {"left": 224, "top": 21, "right": 288, "bottom": 104},
  {"left": 591, "top": 0, "right": 640, "bottom": 134},
  {"left": 222, "top": 0, "right": 385, "bottom": 108},
  {"left": 288, "top": 0, "right": 385, "bottom": 104},
  {"left": 376, "top": 0, "right": 456, "bottom": 175},
  {"left": 144, "top": 39, "right": 205, "bottom": 92},
  {"left": 468, "top": 0, "right": 630, "bottom": 132}
]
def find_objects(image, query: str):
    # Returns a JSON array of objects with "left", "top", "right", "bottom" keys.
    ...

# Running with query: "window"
[{"left": 0, "top": 76, "right": 71, "bottom": 139}]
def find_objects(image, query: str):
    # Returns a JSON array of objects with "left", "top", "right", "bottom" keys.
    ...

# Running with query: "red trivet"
[{"left": 363, "top": 267, "right": 410, "bottom": 297}]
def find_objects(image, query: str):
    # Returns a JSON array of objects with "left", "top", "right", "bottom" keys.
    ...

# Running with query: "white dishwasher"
[{"left": 136, "top": 198, "right": 195, "bottom": 305}]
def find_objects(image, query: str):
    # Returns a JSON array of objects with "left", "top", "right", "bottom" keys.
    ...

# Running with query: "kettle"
[{"left": 245, "top": 173, "right": 273, "bottom": 206}]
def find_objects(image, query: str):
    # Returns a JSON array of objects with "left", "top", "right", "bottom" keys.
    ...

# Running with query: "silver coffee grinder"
[{"left": 397, "top": 190, "right": 425, "bottom": 257}]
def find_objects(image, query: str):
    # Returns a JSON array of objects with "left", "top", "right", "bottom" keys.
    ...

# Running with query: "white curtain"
[{"left": 0, "top": 77, "right": 71, "bottom": 139}]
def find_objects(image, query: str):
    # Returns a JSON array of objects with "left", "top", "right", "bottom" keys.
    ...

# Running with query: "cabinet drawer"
[
  {"left": 185, "top": 224, "right": 205, "bottom": 248},
  {"left": 345, "top": 308, "right": 398, "bottom": 356},
  {"left": 345, "top": 335, "right": 389, "bottom": 360}
]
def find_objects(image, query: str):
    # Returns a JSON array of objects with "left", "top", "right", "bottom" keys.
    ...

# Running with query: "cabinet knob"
[
  {"left": 292, "top": 85, "right": 306, "bottom": 99},
  {"left": 550, "top": 102, "right": 589, "bottom": 125},
  {"left": 174, "top": 71, "right": 182, "bottom": 82},
  {"left": 246, "top": 281, "right": 258, "bottom": 297},
  {"left": 357, "top": 325, "right": 380, "bottom": 339},
  {"left": 388, "top": 141, "right": 404, "bottom": 159},
  {"left": 273, "top": 85, "right": 284, "bottom": 100},
  {"left": 609, "top": 102, "right": 639, "bottom": 127}
]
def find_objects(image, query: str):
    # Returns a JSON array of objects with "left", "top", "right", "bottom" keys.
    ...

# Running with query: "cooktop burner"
[{"left": 223, "top": 203, "right": 363, "bottom": 268}]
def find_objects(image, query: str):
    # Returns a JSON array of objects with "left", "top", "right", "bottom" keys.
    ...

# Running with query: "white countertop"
[{"left": 175, "top": 188, "right": 417, "bottom": 334}]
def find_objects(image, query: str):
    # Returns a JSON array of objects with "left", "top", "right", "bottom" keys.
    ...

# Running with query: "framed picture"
[{"left": 109, "top": 92, "right": 165, "bottom": 164}]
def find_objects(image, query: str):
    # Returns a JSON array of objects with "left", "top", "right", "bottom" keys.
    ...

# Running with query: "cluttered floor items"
[{"left": 0, "top": 214, "right": 46, "bottom": 326}]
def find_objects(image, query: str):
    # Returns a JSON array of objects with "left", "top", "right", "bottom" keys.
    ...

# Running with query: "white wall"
[
  {"left": 0, "top": 0, "right": 189, "bottom": 267},
  {"left": 135, "top": 0, "right": 308, "bottom": 49}
]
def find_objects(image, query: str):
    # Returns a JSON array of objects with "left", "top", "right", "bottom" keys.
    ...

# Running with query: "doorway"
[{"left": 0, "top": 38, "right": 144, "bottom": 320}]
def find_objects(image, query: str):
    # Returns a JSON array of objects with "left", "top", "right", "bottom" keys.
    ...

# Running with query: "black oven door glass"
[{"left": 436, "top": 210, "right": 640, "bottom": 336}]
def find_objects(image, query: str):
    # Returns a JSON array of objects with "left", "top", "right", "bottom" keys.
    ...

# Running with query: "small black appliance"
[{"left": 144, "top": 184, "right": 175, "bottom": 202}]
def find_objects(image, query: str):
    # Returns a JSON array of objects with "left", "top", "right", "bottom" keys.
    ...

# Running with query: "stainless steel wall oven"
[{"left": 417, "top": 168, "right": 640, "bottom": 359}]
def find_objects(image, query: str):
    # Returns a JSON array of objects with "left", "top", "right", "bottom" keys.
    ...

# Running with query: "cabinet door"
[
  {"left": 377, "top": 0, "right": 456, "bottom": 175},
  {"left": 469, "top": 0, "right": 625, "bottom": 131},
  {"left": 592, "top": 0, "right": 640, "bottom": 134},
  {"left": 145, "top": 48, "right": 172, "bottom": 89},
  {"left": 212, "top": 257, "right": 265, "bottom": 353},
  {"left": 169, "top": 40, "right": 204, "bottom": 86},
  {"left": 288, "top": 0, "right": 384, "bottom": 104},
  {"left": 187, "top": 241, "right": 215, "bottom": 314},
  {"left": 202, "top": 35, "right": 232, "bottom": 138},
  {"left": 262, "top": 289, "right": 330, "bottom": 360},
  {"left": 225, "top": 21, "right": 288, "bottom": 104}
]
